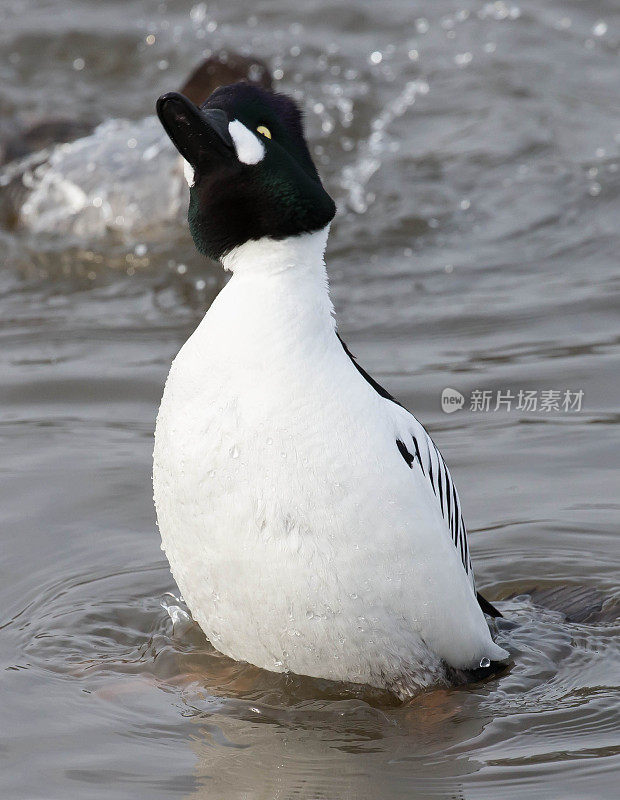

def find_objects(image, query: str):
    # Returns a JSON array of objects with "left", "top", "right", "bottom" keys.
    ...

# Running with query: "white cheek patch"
[
  {"left": 182, "top": 158, "right": 195, "bottom": 188},
  {"left": 228, "top": 120, "right": 266, "bottom": 165}
]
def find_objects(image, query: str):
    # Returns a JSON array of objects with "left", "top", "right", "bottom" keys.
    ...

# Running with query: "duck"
[
  {"left": 152, "top": 82, "right": 509, "bottom": 697},
  {"left": 0, "top": 54, "right": 271, "bottom": 238}
]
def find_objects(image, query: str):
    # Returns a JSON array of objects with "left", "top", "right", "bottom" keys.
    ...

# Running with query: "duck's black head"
[{"left": 156, "top": 83, "right": 336, "bottom": 262}]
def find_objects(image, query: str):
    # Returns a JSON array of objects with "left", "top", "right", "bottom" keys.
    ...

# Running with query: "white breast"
[{"left": 153, "top": 228, "right": 507, "bottom": 695}]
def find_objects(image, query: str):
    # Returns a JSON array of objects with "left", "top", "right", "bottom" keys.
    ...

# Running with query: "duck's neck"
[
  {"left": 216, "top": 226, "right": 336, "bottom": 345},
  {"left": 221, "top": 225, "right": 330, "bottom": 280}
]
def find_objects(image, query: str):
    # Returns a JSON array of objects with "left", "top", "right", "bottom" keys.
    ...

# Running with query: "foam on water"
[{"left": 6, "top": 118, "right": 185, "bottom": 240}]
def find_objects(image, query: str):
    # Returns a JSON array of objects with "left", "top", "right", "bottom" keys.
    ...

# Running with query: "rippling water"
[{"left": 1, "top": 1, "right": 619, "bottom": 798}]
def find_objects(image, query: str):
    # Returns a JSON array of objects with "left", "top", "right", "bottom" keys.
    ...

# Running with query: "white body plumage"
[{"left": 153, "top": 227, "right": 507, "bottom": 695}]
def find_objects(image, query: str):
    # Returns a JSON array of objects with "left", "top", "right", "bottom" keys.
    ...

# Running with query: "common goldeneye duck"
[{"left": 153, "top": 83, "right": 509, "bottom": 698}]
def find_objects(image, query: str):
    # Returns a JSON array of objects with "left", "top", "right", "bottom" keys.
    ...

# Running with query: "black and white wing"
[
  {"left": 395, "top": 418, "right": 473, "bottom": 580},
  {"left": 338, "top": 335, "right": 501, "bottom": 617}
]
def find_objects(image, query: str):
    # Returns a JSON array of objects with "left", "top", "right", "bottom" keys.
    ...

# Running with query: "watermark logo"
[
  {"left": 441, "top": 387, "right": 465, "bottom": 413},
  {"left": 440, "top": 388, "right": 584, "bottom": 413}
]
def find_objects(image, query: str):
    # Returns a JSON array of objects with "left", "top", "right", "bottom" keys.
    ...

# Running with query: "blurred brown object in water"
[
  {"left": 179, "top": 53, "right": 272, "bottom": 105},
  {"left": 0, "top": 119, "right": 94, "bottom": 166},
  {"left": 0, "top": 53, "right": 272, "bottom": 167}
]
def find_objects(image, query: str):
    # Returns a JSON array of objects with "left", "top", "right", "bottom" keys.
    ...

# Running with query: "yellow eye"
[{"left": 256, "top": 125, "right": 272, "bottom": 139}]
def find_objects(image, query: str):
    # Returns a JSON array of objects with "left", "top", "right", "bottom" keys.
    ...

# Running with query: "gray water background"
[{"left": 0, "top": 1, "right": 619, "bottom": 798}]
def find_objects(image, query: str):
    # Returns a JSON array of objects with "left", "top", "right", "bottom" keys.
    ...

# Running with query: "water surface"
[{"left": 1, "top": 1, "right": 619, "bottom": 798}]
